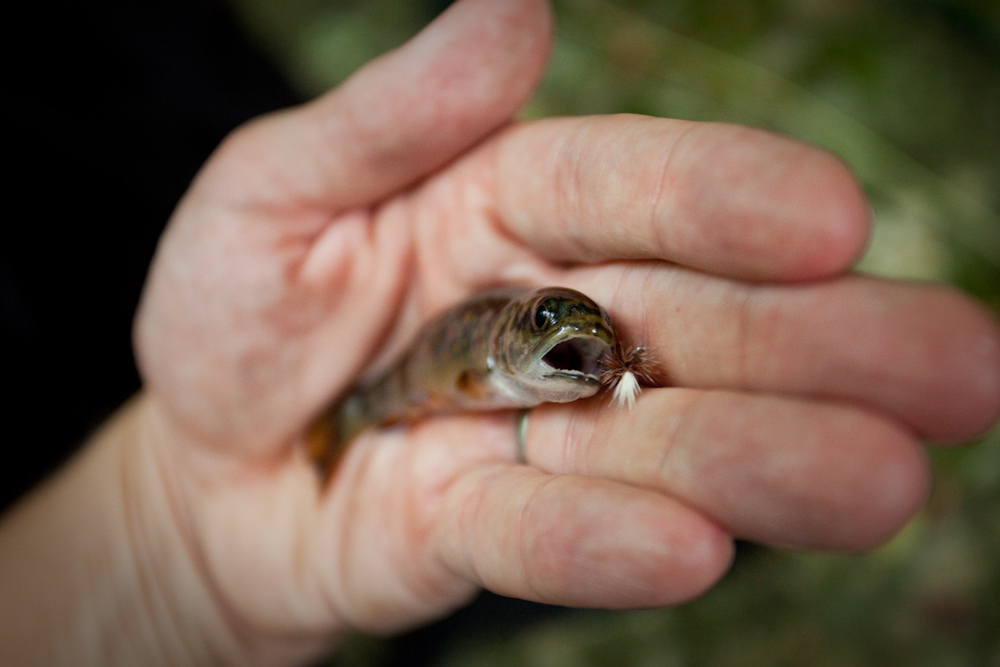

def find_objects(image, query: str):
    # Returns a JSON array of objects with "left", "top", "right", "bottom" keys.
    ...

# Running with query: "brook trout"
[{"left": 308, "top": 287, "right": 620, "bottom": 474}]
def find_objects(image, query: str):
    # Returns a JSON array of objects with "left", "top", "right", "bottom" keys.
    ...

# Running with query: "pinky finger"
[{"left": 433, "top": 464, "right": 734, "bottom": 608}]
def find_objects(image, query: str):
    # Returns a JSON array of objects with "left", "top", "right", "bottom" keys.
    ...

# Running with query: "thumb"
[{"left": 201, "top": 0, "right": 553, "bottom": 213}]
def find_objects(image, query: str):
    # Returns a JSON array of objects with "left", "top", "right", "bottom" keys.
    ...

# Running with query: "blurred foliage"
[{"left": 226, "top": 0, "right": 999, "bottom": 664}]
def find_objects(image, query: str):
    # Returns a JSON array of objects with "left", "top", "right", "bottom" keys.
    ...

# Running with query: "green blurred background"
[{"left": 226, "top": 1, "right": 1000, "bottom": 665}]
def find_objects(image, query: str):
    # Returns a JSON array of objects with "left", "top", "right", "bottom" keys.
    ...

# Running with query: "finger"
[
  {"left": 521, "top": 389, "right": 930, "bottom": 552},
  {"left": 433, "top": 463, "right": 734, "bottom": 608},
  {"left": 492, "top": 115, "right": 870, "bottom": 281},
  {"left": 565, "top": 265, "right": 1000, "bottom": 442},
  {"left": 203, "top": 0, "right": 552, "bottom": 212}
]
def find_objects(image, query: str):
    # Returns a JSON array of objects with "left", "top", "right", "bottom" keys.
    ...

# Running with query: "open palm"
[{"left": 130, "top": 0, "right": 1000, "bottom": 657}]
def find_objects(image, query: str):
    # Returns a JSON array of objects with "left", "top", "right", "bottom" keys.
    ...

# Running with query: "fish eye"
[{"left": 533, "top": 298, "right": 559, "bottom": 330}]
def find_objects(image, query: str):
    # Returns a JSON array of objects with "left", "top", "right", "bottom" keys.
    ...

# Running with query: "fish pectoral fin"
[{"left": 456, "top": 368, "right": 490, "bottom": 400}]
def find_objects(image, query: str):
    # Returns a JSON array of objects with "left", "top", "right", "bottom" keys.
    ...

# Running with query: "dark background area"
[{"left": 4, "top": 0, "right": 299, "bottom": 508}]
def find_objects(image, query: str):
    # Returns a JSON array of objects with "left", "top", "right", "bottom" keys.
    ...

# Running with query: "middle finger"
[
  {"left": 566, "top": 263, "right": 1000, "bottom": 442},
  {"left": 522, "top": 387, "right": 930, "bottom": 552}
]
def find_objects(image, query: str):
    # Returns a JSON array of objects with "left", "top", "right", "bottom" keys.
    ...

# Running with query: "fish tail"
[
  {"left": 306, "top": 393, "right": 370, "bottom": 483},
  {"left": 305, "top": 414, "right": 341, "bottom": 482}
]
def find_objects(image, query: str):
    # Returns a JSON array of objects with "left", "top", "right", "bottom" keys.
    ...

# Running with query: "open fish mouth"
[{"left": 541, "top": 336, "right": 610, "bottom": 380}]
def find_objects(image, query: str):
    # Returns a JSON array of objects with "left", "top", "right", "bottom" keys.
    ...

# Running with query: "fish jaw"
[
  {"left": 495, "top": 325, "right": 614, "bottom": 404},
  {"left": 489, "top": 287, "right": 618, "bottom": 405}
]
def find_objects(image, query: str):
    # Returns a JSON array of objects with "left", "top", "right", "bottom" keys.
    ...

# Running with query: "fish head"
[{"left": 494, "top": 287, "right": 616, "bottom": 403}]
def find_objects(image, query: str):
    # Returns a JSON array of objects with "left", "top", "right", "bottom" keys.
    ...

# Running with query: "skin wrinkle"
[
  {"left": 451, "top": 472, "right": 486, "bottom": 590},
  {"left": 216, "top": 478, "right": 335, "bottom": 641},
  {"left": 732, "top": 284, "right": 757, "bottom": 391},
  {"left": 277, "top": 215, "right": 347, "bottom": 295},
  {"left": 437, "top": 463, "right": 498, "bottom": 592},
  {"left": 568, "top": 405, "right": 601, "bottom": 475},
  {"left": 552, "top": 121, "right": 591, "bottom": 260},
  {"left": 605, "top": 256, "right": 639, "bottom": 319},
  {"left": 288, "top": 491, "right": 315, "bottom": 616},
  {"left": 496, "top": 125, "right": 542, "bottom": 250},
  {"left": 368, "top": 217, "right": 418, "bottom": 356},
  {"left": 564, "top": 401, "right": 598, "bottom": 473},
  {"left": 640, "top": 270, "right": 778, "bottom": 392},
  {"left": 350, "top": 456, "right": 410, "bottom": 630},
  {"left": 648, "top": 121, "right": 697, "bottom": 262},
  {"left": 400, "top": 445, "right": 444, "bottom": 559},
  {"left": 132, "top": 412, "right": 223, "bottom": 662},
  {"left": 462, "top": 143, "right": 566, "bottom": 288},
  {"left": 288, "top": 479, "right": 337, "bottom": 632},
  {"left": 678, "top": 400, "right": 764, "bottom": 542},
  {"left": 437, "top": 463, "right": 523, "bottom": 600},
  {"left": 632, "top": 262, "right": 668, "bottom": 383},
  {"left": 297, "top": 209, "right": 363, "bottom": 292},
  {"left": 614, "top": 264, "right": 689, "bottom": 387},
  {"left": 122, "top": 429, "right": 166, "bottom": 660},
  {"left": 412, "top": 170, "right": 505, "bottom": 297},
  {"left": 371, "top": 444, "right": 431, "bottom": 621},
  {"left": 570, "top": 120, "right": 625, "bottom": 261},
  {"left": 309, "top": 453, "right": 359, "bottom": 629},
  {"left": 656, "top": 390, "right": 711, "bottom": 503},
  {"left": 477, "top": 467, "right": 528, "bottom": 594},
  {"left": 410, "top": 195, "right": 458, "bottom": 305},
  {"left": 358, "top": 439, "right": 452, "bottom": 628},
  {"left": 740, "top": 287, "right": 801, "bottom": 394},
  {"left": 396, "top": 442, "right": 476, "bottom": 611},
  {"left": 709, "top": 129, "right": 778, "bottom": 264},
  {"left": 313, "top": 208, "right": 415, "bottom": 397},
  {"left": 338, "top": 444, "right": 409, "bottom": 629},
  {"left": 119, "top": 429, "right": 168, "bottom": 664},
  {"left": 480, "top": 142, "right": 533, "bottom": 259},
  {"left": 185, "top": 509, "right": 269, "bottom": 653},
  {"left": 516, "top": 473, "right": 566, "bottom": 602}
]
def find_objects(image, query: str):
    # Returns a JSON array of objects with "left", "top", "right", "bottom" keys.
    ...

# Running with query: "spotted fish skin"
[{"left": 308, "top": 287, "right": 617, "bottom": 475}]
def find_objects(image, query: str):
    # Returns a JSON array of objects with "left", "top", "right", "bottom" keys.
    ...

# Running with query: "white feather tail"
[{"left": 600, "top": 344, "right": 656, "bottom": 410}]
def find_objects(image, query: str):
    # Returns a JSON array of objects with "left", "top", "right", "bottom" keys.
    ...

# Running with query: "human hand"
[{"left": 131, "top": 0, "right": 1000, "bottom": 659}]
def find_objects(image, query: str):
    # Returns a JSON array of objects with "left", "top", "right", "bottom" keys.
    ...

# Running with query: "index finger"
[{"left": 493, "top": 115, "right": 871, "bottom": 281}]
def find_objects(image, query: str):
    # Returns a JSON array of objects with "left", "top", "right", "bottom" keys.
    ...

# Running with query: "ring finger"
[{"left": 521, "top": 387, "right": 930, "bottom": 552}]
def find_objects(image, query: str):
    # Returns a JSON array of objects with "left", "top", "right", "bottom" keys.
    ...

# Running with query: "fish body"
[{"left": 308, "top": 287, "right": 617, "bottom": 473}]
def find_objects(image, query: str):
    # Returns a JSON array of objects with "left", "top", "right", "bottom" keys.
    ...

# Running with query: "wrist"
[
  {"left": 124, "top": 394, "right": 340, "bottom": 665},
  {"left": 0, "top": 394, "right": 334, "bottom": 666}
]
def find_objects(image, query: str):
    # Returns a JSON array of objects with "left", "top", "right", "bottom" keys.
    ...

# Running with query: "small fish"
[{"left": 307, "top": 287, "right": 651, "bottom": 476}]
